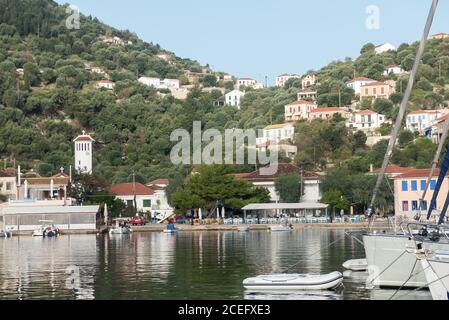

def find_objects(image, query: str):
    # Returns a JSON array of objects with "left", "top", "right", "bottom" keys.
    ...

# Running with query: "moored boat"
[
  {"left": 342, "top": 258, "right": 368, "bottom": 271},
  {"left": 243, "top": 272, "right": 343, "bottom": 291},
  {"left": 237, "top": 226, "right": 249, "bottom": 232},
  {"left": 109, "top": 218, "right": 132, "bottom": 235},
  {"left": 416, "top": 248, "right": 449, "bottom": 300},
  {"left": 32, "top": 220, "right": 60, "bottom": 237}
]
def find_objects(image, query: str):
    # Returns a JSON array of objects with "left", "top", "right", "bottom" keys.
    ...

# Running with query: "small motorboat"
[
  {"left": 243, "top": 272, "right": 343, "bottom": 291},
  {"left": 109, "top": 218, "right": 132, "bottom": 235},
  {"left": 342, "top": 258, "right": 368, "bottom": 271},
  {"left": 237, "top": 226, "right": 249, "bottom": 232},
  {"left": 269, "top": 225, "right": 293, "bottom": 232},
  {"left": 32, "top": 221, "right": 60, "bottom": 237}
]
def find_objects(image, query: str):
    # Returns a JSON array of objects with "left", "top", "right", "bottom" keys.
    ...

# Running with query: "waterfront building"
[
  {"left": 0, "top": 168, "right": 17, "bottom": 201},
  {"left": 74, "top": 131, "right": 94, "bottom": 174},
  {"left": 232, "top": 163, "right": 322, "bottom": 203},
  {"left": 110, "top": 182, "right": 155, "bottom": 213},
  {"left": 393, "top": 168, "right": 447, "bottom": 219}
]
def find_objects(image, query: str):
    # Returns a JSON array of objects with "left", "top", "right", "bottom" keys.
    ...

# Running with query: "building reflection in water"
[{"left": 0, "top": 235, "right": 97, "bottom": 300}]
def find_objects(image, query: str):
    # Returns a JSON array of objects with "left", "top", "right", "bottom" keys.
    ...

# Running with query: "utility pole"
[
  {"left": 265, "top": 76, "right": 268, "bottom": 88},
  {"left": 338, "top": 89, "right": 342, "bottom": 108}
]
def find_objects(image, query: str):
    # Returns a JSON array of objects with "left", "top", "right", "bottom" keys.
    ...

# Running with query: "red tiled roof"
[
  {"left": 386, "top": 64, "right": 398, "bottom": 68},
  {"left": 231, "top": 173, "right": 252, "bottom": 179},
  {"left": 349, "top": 77, "right": 375, "bottom": 82},
  {"left": 287, "top": 100, "right": 316, "bottom": 105},
  {"left": 358, "top": 109, "right": 377, "bottom": 115},
  {"left": 110, "top": 183, "right": 154, "bottom": 196},
  {"left": 310, "top": 107, "right": 342, "bottom": 113},
  {"left": 239, "top": 77, "right": 255, "bottom": 81},
  {"left": 51, "top": 172, "right": 69, "bottom": 179},
  {"left": 360, "top": 81, "right": 387, "bottom": 87},
  {"left": 374, "top": 165, "right": 415, "bottom": 175},
  {"left": 235, "top": 163, "right": 319, "bottom": 182},
  {"left": 409, "top": 110, "right": 441, "bottom": 115},
  {"left": 73, "top": 134, "right": 95, "bottom": 142},
  {"left": 0, "top": 168, "right": 16, "bottom": 177},
  {"left": 394, "top": 168, "right": 445, "bottom": 179}
]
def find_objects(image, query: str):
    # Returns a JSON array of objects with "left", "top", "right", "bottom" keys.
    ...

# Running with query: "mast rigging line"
[{"left": 367, "top": 0, "right": 439, "bottom": 223}]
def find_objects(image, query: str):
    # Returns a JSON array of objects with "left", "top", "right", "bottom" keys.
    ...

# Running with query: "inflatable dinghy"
[
  {"left": 243, "top": 271, "right": 343, "bottom": 290},
  {"left": 342, "top": 259, "right": 368, "bottom": 271}
]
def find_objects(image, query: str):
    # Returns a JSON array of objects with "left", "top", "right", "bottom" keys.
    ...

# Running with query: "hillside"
[{"left": 1, "top": 0, "right": 449, "bottom": 187}]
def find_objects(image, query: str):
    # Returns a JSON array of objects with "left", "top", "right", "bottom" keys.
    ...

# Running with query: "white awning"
[{"left": 242, "top": 203, "right": 329, "bottom": 211}]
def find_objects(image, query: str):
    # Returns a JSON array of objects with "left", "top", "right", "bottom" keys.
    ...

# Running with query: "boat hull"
[
  {"left": 421, "top": 258, "right": 449, "bottom": 300},
  {"left": 269, "top": 226, "right": 292, "bottom": 232},
  {"left": 363, "top": 234, "right": 449, "bottom": 288},
  {"left": 243, "top": 272, "right": 343, "bottom": 291}
]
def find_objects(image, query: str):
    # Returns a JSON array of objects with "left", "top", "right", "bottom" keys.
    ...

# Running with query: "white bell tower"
[{"left": 73, "top": 130, "right": 94, "bottom": 174}]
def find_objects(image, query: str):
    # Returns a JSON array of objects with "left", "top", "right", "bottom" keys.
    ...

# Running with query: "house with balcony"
[
  {"left": 284, "top": 100, "right": 318, "bottom": 122},
  {"left": 406, "top": 110, "right": 446, "bottom": 134},
  {"left": 346, "top": 110, "right": 387, "bottom": 131},
  {"left": 309, "top": 107, "right": 350, "bottom": 121},
  {"left": 360, "top": 81, "right": 395, "bottom": 101},
  {"left": 346, "top": 77, "right": 376, "bottom": 95}
]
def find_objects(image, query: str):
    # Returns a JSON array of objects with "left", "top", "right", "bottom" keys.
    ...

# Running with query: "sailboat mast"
[{"left": 367, "top": 0, "right": 439, "bottom": 221}]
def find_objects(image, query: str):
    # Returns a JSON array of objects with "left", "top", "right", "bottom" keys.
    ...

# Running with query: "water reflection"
[{"left": 0, "top": 230, "right": 433, "bottom": 300}]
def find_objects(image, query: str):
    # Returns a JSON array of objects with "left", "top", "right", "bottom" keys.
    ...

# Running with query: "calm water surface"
[{"left": 0, "top": 230, "right": 431, "bottom": 300}]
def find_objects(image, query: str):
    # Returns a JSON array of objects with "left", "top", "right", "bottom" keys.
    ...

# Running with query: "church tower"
[{"left": 73, "top": 130, "right": 94, "bottom": 174}]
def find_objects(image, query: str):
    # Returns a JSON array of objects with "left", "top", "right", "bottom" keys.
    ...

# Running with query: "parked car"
[{"left": 131, "top": 216, "right": 145, "bottom": 226}]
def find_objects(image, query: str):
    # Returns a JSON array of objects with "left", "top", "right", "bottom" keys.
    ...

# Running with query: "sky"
[{"left": 56, "top": 0, "right": 449, "bottom": 85}]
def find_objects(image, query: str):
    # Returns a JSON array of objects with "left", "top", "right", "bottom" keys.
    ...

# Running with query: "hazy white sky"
[{"left": 58, "top": 0, "right": 449, "bottom": 84}]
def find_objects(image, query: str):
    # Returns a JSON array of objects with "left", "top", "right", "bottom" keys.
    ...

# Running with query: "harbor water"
[{"left": 0, "top": 229, "right": 431, "bottom": 300}]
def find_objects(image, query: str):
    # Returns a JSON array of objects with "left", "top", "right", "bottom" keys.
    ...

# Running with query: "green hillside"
[{"left": 1, "top": 0, "right": 449, "bottom": 187}]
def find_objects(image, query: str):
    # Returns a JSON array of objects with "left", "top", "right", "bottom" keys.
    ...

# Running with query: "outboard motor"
[{"left": 418, "top": 227, "right": 428, "bottom": 237}]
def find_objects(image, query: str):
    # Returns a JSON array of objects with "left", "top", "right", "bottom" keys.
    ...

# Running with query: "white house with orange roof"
[
  {"left": 406, "top": 110, "right": 446, "bottom": 133},
  {"left": 284, "top": 100, "right": 318, "bottom": 122},
  {"left": 346, "top": 110, "right": 387, "bottom": 130},
  {"left": 393, "top": 168, "right": 448, "bottom": 219},
  {"left": 297, "top": 89, "right": 318, "bottom": 101},
  {"left": 276, "top": 74, "right": 300, "bottom": 87},
  {"left": 346, "top": 77, "right": 376, "bottom": 95},
  {"left": 309, "top": 107, "right": 350, "bottom": 121},
  {"left": 360, "top": 81, "right": 395, "bottom": 100},
  {"left": 383, "top": 64, "right": 406, "bottom": 76},
  {"left": 302, "top": 74, "right": 317, "bottom": 88}
]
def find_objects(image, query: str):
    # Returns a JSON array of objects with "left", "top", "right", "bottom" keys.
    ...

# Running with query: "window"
[
  {"left": 402, "top": 201, "right": 409, "bottom": 211},
  {"left": 126, "top": 200, "right": 134, "bottom": 207},
  {"left": 373, "top": 88, "right": 377, "bottom": 95},
  {"left": 411, "top": 180, "right": 417, "bottom": 191},
  {"left": 402, "top": 181, "right": 408, "bottom": 191},
  {"left": 412, "top": 201, "right": 418, "bottom": 210},
  {"left": 421, "top": 180, "right": 427, "bottom": 190},
  {"left": 143, "top": 199, "right": 152, "bottom": 208},
  {"left": 381, "top": 87, "right": 385, "bottom": 94},
  {"left": 5, "top": 182, "right": 11, "bottom": 190},
  {"left": 422, "top": 200, "right": 428, "bottom": 211},
  {"left": 430, "top": 180, "right": 437, "bottom": 190}
]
